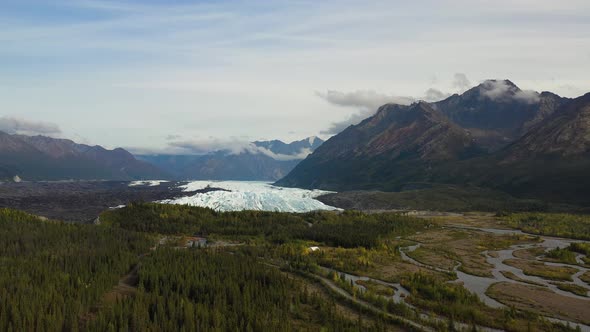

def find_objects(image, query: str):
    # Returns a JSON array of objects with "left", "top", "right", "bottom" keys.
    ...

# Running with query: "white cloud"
[
  {"left": 1, "top": 1, "right": 589, "bottom": 148},
  {"left": 423, "top": 88, "right": 451, "bottom": 102},
  {"left": 315, "top": 90, "right": 415, "bottom": 110},
  {"left": 320, "top": 110, "right": 376, "bottom": 135},
  {"left": 0, "top": 117, "right": 61, "bottom": 136},
  {"left": 317, "top": 74, "right": 463, "bottom": 134},
  {"left": 481, "top": 80, "right": 540, "bottom": 104},
  {"left": 514, "top": 90, "right": 541, "bottom": 104},
  {"left": 452, "top": 73, "right": 472, "bottom": 92},
  {"left": 253, "top": 146, "right": 313, "bottom": 161},
  {"left": 142, "top": 137, "right": 313, "bottom": 161},
  {"left": 167, "top": 137, "right": 252, "bottom": 155},
  {"left": 315, "top": 89, "right": 419, "bottom": 135}
]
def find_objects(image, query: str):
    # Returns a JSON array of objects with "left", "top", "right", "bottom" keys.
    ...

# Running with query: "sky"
[{"left": 1, "top": 0, "right": 590, "bottom": 154}]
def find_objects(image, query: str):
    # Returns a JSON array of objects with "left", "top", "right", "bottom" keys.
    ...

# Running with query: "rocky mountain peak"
[
  {"left": 276, "top": 99, "right": 482, "bottom": 190},
  {"left": 504, "top": 92, "right": 590, "bottom": 160}
]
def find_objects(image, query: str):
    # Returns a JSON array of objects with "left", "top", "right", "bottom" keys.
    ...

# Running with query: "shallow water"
[
  {"left": 317, "top": 266, "right": 410, "bottom": 304},
  {"left": 400, "top": 226, "right": 590, "bottom": 330}
]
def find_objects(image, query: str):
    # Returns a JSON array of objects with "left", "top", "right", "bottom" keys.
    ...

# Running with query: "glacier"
[
  {"left": 129, "top": 180, "right": 169, "bottom": 187},
  {"left": 159, "top": 181, "right": 340, "bottom": 213}
]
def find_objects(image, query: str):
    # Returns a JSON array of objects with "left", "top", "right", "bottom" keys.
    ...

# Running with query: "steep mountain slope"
[
  {"left": 503, "top": 92, "right": 590, "bottom": 160},
  {"left": 432, "top": 93, "right": 590, "bottom": 204},
  {"left": 276, "top": 102, "right": 483, "bottom": 190},
  {"left": 433, "top": 80, "right": 567, "bottom": 151},
  {"left": 277, "top": 82, "right": 590, "bottom": 205},
  {"left": 0, "top": 131, "right": 46, "bottom": 179},
  {"left": 0, "top": 132, "right": 168, "bottom": 181},
  {"left": 138, "top": 137, "right": 324, "bottom": 181}
]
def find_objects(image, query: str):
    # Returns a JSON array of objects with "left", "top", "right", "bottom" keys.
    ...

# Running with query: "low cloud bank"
[
  {"left": 0, "top": 116, "right": 61, "bottom": 136},
  {"left": 315, "top": 90, "right": 415, "bottom": 110},
  {"left": 481, "top": 80, "right": 540, "bottom": 104},
  {"left": 134, "top": 137, "right": 313, "bottom": 161},
  {"left": 452, "top": 73, "right": 472, "bottom": 92},
  {"left": 319, "top": 74, "right": 544, "bottom": 135},
  {"left": 317, "top": 74, "right": 464, "bottom": 135}
]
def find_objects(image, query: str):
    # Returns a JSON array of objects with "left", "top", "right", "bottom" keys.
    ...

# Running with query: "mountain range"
[
  {"left": 137, "top": 137, "right": 324, "bottom": 181},
  {"left": 276, "top": 80, "right": 590, "bottom": 205},
  {"left": 0, "top": 132, "right": 167, "bottom": 181},
  {"left": 0, "top": 132, "right": 324, "bottom": 182},
  {"left": 4, "top": 77, "right": 589, "bottom": 205}
]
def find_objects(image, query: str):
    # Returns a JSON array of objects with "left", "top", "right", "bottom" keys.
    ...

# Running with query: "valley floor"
[
  {"left": 2, "top": 204, "right": 590, "bottom": 331},
  {"left": 0, "top": 180, "right": 211, "bottom": 222},
  {"left": 287, "top": 213, "right": 590, "bottom": 331}
]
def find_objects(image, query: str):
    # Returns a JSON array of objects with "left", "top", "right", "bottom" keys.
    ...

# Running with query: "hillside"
[
  {"left": 277, "top": 82, "right": 590, "bottom": 205},
  {"left": 433, "top": 80, "right": 567, "bottom": 151},
  {"left": 435, "top": 93, "right": 590, "bottom": 205},
  {"left": 503, "top": 92, "right": 590, "bottom": 160},
  {"left": 0, "top": 132, "right": 168, "bottom": 181},
  {"left": 276, "top": 102, "right": 482, "bottom": 190}
]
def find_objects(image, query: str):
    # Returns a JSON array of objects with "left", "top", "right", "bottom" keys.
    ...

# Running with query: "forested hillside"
[
  {"left": 87, "top": 249, "right": 369, "bottom": 331},
  {"left": 0, "top": 209, "right": 152, "bottom": 331},
  {"left": 1, "top": 206, "right": 583, "bottom": 331},
  {"left": 0, "top": 207, "right": 406, "bottom": 331},
  {"left": 101, "top": 202, "right": 428, "bottom": 248}
]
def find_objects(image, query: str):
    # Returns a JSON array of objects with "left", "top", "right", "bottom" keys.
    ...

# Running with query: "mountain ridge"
[
  {"left": 432, "top": 79, "right": 567, "bottom": 151},
  {"left": 277, "top": 80, "right": 590, "bottom": 204},
  {"left": 276, "top": 102, "right": 482, "bottom": 190},
  {"left": 0, "top": 132, "right": 168, "bottom": 181}
]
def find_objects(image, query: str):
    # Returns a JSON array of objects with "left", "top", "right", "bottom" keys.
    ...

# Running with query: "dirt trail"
[
  {"left": 78, "top": 263, "right": 140, "bottom": 328},
  {"left": 104, "top": 264, "right": 140, "bottom": 302},
  {"left": 78, "top": 237, "right": 169, "bottom": 328}
]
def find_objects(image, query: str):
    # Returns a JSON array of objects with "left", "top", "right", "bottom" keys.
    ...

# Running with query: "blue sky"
[{"left": 1, "top": 0, "right": 590, "bottom": 153}]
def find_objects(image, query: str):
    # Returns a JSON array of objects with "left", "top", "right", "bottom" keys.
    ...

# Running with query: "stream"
[
  {"left": 400, "top": 226, "right": 590, "bottom": 331},
  {"left": 317, "top": 266, "right": 504, "bottom": 332},
  {"left": 317, "top": 266, "right": 411, "bottom": 304}
]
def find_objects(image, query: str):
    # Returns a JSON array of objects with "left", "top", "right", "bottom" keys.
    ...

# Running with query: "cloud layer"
[
  {"left": 318, "top": 74, "right": 468, "bottom": 134},
  {"left": 315, "top": 90, "right": 415, "bottom": 110},
  {"left": 1, "top": 1, "right": 589, "bottom": 148},
  {"left": 318, "top": 75, "right": 549, "bottom": 135},
  {"left": 452, "top": 73, "right": 472, "bottom": 92},
  {"left": 0, "top": 117, "right": 61, "bottom": 136},
  {"left": 135, "top": 137, "right": 313, "bottom": 161},
  {"left": 481, "top": 80, "right": 540, "bottom": 104}
]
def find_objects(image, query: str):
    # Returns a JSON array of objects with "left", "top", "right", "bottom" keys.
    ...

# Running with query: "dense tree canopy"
[
  {"left": 0, "top": 208, "right": 397, "bottom": 331},
  {"left": 87, "top": 249, "right": 381, "bottom": 331},
  {"left": 101, "top": 203, "right": 428, "bottom": 248},
  {"left": 502, "top": 213, "right": 590, "bottom": 240},
  {"left": 0, "top": 209, "right": 152, "bottom": 332}
]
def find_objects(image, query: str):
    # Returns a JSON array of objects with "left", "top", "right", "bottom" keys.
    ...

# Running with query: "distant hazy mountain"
[
  {"left": 277, "top": 81, "right": 590, "bottom": 205},
  {"left": 0, "top": 132, "right": 168, "bottom": 181},
  {"left": 253, "top": 136, "right": 323, "bottom": 156},
  {"left": 138, "top": 137, "right": 324, "bottom": 181}
]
